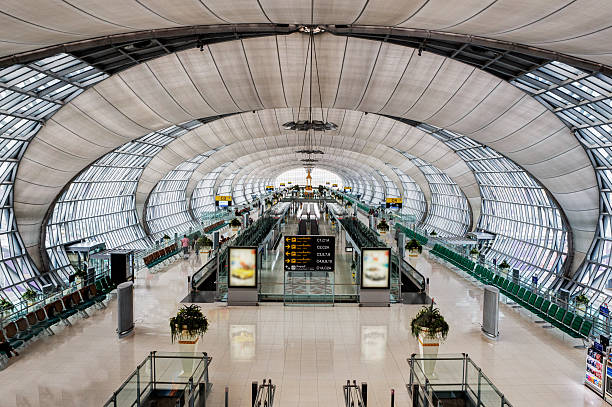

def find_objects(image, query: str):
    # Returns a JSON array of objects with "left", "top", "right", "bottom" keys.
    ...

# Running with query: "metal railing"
[
  {"left": 408, "top": 353, "right": 512, "bottom": 407},
  {"left": 103, "top": 351, "right": 212, "bottom": 407},
  {"left": 343, "top": 380, "right": 367, "bottom": 407},
  {"left": 252, "top": 379, "right": 275, "bottom": 407}
]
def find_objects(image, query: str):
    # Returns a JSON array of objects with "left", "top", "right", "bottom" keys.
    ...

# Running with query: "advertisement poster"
[
  {"left": 361, "top": 248, "right": 390, "bottom": 289},
  {"left": 228, "top": 247, "right": 257, "bottom": 287}
]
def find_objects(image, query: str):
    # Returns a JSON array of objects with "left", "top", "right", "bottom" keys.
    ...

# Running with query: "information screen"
[
  {"left": 228, "top": 247, "right": 257, "bottom": 287},
  {"left": 361, "top": 248, "right": 391, "bottom": 289},
  {"left": 283, "top": 235, "right": 335, "bottom": 272}
]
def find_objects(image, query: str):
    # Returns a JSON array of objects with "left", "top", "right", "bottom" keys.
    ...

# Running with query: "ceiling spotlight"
[
  {"left": 282, "top": 120, "right": 338, "bottom": 131},
  {"left": 298, "top": 25, "right": 325, "bottom": 34},
  {"left": 295, "top": 149, "right": 324, "bottom": 155}
]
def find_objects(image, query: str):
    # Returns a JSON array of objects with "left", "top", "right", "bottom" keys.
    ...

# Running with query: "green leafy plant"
[
  {"left": 429, "top": 230, "right": 437, "bottom": 236},
  {"left": 405, "top": 238, "right": 423, "bottom": 254},
  {"left": 73, "top": 268, "right": 88, "bottom": 279},
  {"left": 0, "top": 298, "right": 14, "bottom": 311},
  {"left": 469, "top": 247, "right": 480, "bottom": 255},
  {"left": 22, "top": 289, "right": 37, "bottom": 302},
  {"left": 229, "top": 218, "right": 242, "bottom": 227},
  {"left": 163, "top": 234, "right": 171, "bottom": 240},
  {"left": 575, "top": 294, "right": 589, "bottom": 305},
  {"left": 499, "top": 260, "right": 510, "bottom": 269},
  {"left": 196, "top": 236, "right": 213, "bottom": 249},
  {"left": 411, "top": 301, "right": 449, "bottom": 341},
  {"left": 169, "top": 304, "right": 209, "bottom": 343},
  {"left": 377, "top": 219, "right": 389, "bottom": 231}
]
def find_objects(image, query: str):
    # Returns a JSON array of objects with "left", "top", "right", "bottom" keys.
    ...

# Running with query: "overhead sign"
[
  {"left": 326, "top": 181, "right": 330, "bottom": 184},
  {"left": 332, "top": 184, "right": 338, "bottom": 188},
  {"left": 265, "top": 185, "right": 274, "bottom": 190},
  {"left": 215, "top": 195, "right": 232, "bottom": 201},
  {"left": 386, "top": 197, "right": 403, "bottom": 208},
  {"left": 386, "top": 198, "right": 402, "bottom": 204},
  {"left": 288, "top": 182, "right": 292, "bottom": 184},
  {"left": 284, "top": 235, "right": 335, "bottom": 272},
  {"left": 280, "top": 183, "right": 285, "bottom": 186},
  {"left": 344, "top": 186, "right": 352, "bottom": 191}
]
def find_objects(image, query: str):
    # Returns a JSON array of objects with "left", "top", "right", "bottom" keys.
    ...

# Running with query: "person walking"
[
  {"left": 181, "top": 234, "right": 189, "bottom": 259},
  {"left": 0, "top": 341, "right": 19, "bottom": 359}
]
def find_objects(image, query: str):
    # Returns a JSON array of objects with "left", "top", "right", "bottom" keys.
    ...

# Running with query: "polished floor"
[{"left": 0, "top": 220, "right": 605, "bottom": 406}]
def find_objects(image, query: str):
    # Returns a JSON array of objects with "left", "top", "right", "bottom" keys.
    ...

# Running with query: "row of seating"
[
  {"left": 394, "top": 223, "right": 428, "bottom": 246},
  {"left": 431, "top": 244, "right": 593, "bottom": 340},
  {"left": 339, "top": 217, "right": 383, "bottom": 249},
  {"left": 143, "top": 243, "right": 179, "bottom": 268},
  {"left": 0, "top": 276, "right": 116, "bottom": 360},
  {"left": 430, "top": 244, "right": 475, "bottom": 273},
  {"left": 203, "top": 220, "right": 225, "bottom": 234}
]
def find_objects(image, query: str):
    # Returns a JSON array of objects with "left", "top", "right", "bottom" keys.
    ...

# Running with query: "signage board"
[
  {"left": 361, "top": 247, "right": 391, "bottom": 289},
  {"left": 344, "top": 186, "right": 352, "bottom": 191},
  {"left": 326, "top": 181, "right": 330, "bottom": 184},
  {"left": 386, "top": 198, "right": 402, "bottom": 204},
  {"left": 600, "top": 304, "right": 610, "bottom": 317},
  {"left": 284, "top": 235, "right": 335, "bottom": 272},
  {"left": 215, "top": 195, "right": 232, "bottom": 201},
  {"left": 332, "top": 184, "right": 338, "bottom": 188},
  {"left": 280, "top": 183, "right": 285, "bottom": 186},
  {"left": 228, "top": 246, "right": 257, "bottom": 287},
  {"left": 265, "top": 185, "right": 274, "bottom": 190},
  {"left": 288, "top": 182, "right": 292, "bottom": 184}
]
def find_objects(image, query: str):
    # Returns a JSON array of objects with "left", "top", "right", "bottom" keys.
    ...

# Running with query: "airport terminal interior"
[{"left": 2, "top": 1, "right": 612, "bottom": 406}]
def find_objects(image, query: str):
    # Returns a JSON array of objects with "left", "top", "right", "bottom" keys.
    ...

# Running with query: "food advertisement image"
[
  {"left": 229, "top": 247, "right": 257, "bottom": 287},
  {"left": 361, "top": 248, "right": 390, "bottom": 288}
]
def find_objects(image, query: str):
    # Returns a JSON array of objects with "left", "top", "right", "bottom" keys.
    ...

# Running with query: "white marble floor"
[{"left": 0, "top": 249, "right": 606, "bottom": 407}]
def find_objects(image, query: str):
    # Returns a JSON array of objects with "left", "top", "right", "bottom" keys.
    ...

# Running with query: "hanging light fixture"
[{"left": 283, "top": 25, "right": 337, "bottom": 133}]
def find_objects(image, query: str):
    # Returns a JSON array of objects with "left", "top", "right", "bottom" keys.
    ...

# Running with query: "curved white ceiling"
[
  {"left": 1, "top": 0, "right": 611, "bottom": 65},
  {"left": 13, "top": 32, "right": 597, "bottom": 270},
  {"left": 135, "top": 108, "right": 477, "bottom": 225}
]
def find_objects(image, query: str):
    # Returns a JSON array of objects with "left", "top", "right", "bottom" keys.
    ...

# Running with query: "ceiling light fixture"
[{"left": 295, "top": 149, "right": 324, "bottom": 155}]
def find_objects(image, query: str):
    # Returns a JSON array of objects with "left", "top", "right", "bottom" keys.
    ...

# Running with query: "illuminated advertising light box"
[
  {"left": 228, "top": 246, "right": 257, "bottom": 288},
  {"left": 361, "top": 248, "right": 390, "bottom": 289},
  {"left": 215, "top": 195, "right": 232, "bottom": 201}
]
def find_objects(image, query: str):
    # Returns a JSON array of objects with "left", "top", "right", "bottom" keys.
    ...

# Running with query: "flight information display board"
[{"left": 284, "top": 235, "right": 335, "bottom": 272}]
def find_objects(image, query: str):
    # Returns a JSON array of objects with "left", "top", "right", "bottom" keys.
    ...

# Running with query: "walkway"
[{"left": 0, "top": 249, "right": 603, "bottom": 406}]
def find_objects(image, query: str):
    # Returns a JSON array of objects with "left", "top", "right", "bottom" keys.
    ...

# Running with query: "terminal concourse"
[{"left": 0, "top": 2, "right": 611, "bottom": 406}]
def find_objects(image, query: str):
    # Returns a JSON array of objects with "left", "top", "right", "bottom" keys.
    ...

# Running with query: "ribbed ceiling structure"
[{"left": 0, "top": 1, "right": 611, "bottom": 304}]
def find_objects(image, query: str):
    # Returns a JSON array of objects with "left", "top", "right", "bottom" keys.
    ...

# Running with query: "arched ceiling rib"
[
  {"left": 13, "top": 32, "right": 595, "bottom": 271},
  {"left": 2, "top": 1, "right": 612, "bottom": 66}
]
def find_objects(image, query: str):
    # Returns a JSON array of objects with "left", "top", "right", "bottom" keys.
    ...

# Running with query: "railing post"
[
  {"left": 189, "top": 377, "right": 195, "bottom": 407},
  {"left": 252, "top": 381, "right": 258, "bottom": 406},
  {"left": 390, "top": 389, "right": 394, "bottom": 407},
  {"left": 136, "top": 368, "right": 141, "bottom": 406},
  {"left": 477, "top": 367, "right": 482, "bottom": 406},
  {"left": 225, "top": 386, "right": 229, "bottom": 407},
  {"left": 361, "top": 382, "right": 367, "bottom": 407}
]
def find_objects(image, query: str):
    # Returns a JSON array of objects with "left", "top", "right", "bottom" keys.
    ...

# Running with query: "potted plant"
[
  {"left": 73, "top": 268, "right": 88, "bottom": 287},
  {"left": 429, "top": 230, "right": 437, "bottom": 237},
  {"left": 196, "top": 236, "right": 213, "bottom": 255},
  {"left": 411, "top": 300, "right": 449, "bottom": 374},
  {"left": 405, "top": 238, "right": 423, "bottom": 258},
  {"left": 575, "top": 294, "right": 589, "bottom": 316},
  {"left": 229, "top": 218, "right": 242, "bottom": 231},
  {"left": 163, "top": 234, "right": 171, "bottom": 241},
  {"left": 0, "top": 298, "right": 14, "bottom": 318},
  {"left": 170, "top": 304, "right": 209, "bottom": 375},
  {"left": 377, "top": 219, "right": 390, "bottom": 235},
  {"left": 22, "top": 288, "right": 38, "bottom": 306},
  {"left": 469, "top": 247, "right": 480, "bottom": 260},
  {"left": 498, "top": 259, "right": 510, "bottom": 275}
]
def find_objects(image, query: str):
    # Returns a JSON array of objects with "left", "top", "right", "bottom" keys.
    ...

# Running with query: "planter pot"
[
  {"left": 409, "top": 249, "right": 421, "bottom": 258},
  {"left": 231, "top": 226, "right": 239, "bottom": 232},
  {"left": 177, "top": 328, "right": 200, "bottom": 377},
  {"left": 499, "top": 267, "right": 509, "bottom": 276},
  {"left": 378, "top": 230, "right": 387, "bottom": 235},
  {"left": 418, "top": 329, "right": 440, "bottom": 376},
  {"left": 199, "top": 247, "right": 212, "bottom": 256},
  {"left": 471, "top": 253, "right": 478, "bottom": 261},
  {"left": 576, "top": 303, "right": 587, "bottom": 317}
]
